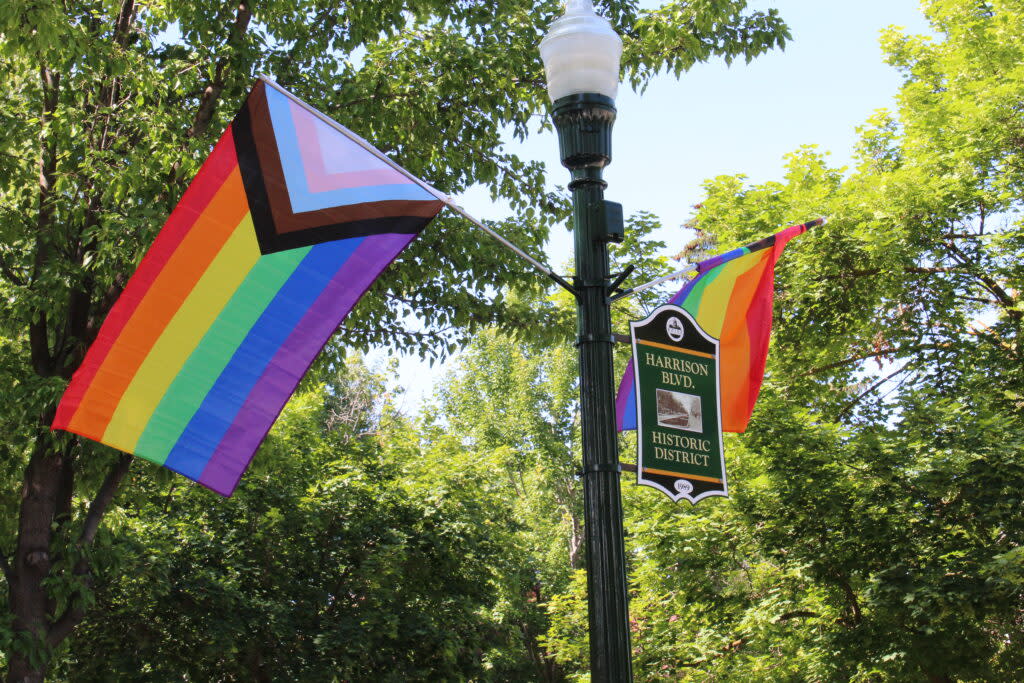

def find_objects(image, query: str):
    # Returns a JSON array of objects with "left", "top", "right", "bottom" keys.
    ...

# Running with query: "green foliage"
[
  {"left": 0, "top": 0, "right": 792, "bottom": 678},
  {"left": 416, "top": 325, "right": 583, "bottom": 679},
  {"left": 530, "top": 1, "right": 1024, "bottom": 680},
  {"left": 24, "top": 0, "right": 1022, "bottom": 680},
  {"left": 599, "top": 1, "right": 1024, "bottom": 678},
  {"left": 57, "top": 365, "right": 529, "bottom": 680}
]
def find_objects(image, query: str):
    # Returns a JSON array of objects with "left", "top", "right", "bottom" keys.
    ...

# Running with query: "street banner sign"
[{"left": 629, "top": 304, "right": 727, "bottom": 503}]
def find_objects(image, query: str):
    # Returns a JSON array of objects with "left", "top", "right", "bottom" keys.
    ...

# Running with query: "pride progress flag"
[
  {"left": 53, "top": 79, "right": 445, "bottom": 496},
  {"left": 616, "top": 220, "right": 817, "bottom": 433}
]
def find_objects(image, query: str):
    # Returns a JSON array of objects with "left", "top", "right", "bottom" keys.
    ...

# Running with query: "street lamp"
[{"left": 540, "top": 2, "right": 632, "bottom": 681}]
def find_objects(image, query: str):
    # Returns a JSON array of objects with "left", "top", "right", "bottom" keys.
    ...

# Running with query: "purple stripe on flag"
[
  {"left": 198, "top": 232, "right": 417, "bottom": 495},
  {"left": 694, "top": 245, "right": 747, "bottom": 273},
  {"left": 615, "top": 358, "right": 636, "bottom": 431}
]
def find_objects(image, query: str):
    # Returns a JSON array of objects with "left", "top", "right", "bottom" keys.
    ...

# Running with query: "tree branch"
[
  {"left": 46, "top": 606, "right": 82, "bottom": 648},
  {"left": 904, "top": 266, "right": 971, "bottom": 274},
  {"left": 806, "top": 344, "right": 941, "bottom": 375},
  {"left": 775, "top": 609, "right": 819, "bottom": 622},
  {"left": 186, "top": 3, "right": 252, "bottom": 141},
  {"left": 677, "top": 637, "right": 747, "bottom": 668},
  {"left": 54, "top": 448, "right": 75, "bottom": 526},
  {"left": 78, "top": 453, "right": 132, "bottom": 546},
  {"left": 30, "top": 310, "right": 54, "bottom": 377},
  {"left": 0, "top": 550, "right": 11, "bottom": 583},
  {"left": 45, "top": 453, "right": 133, "bottom": 646},
  {"left": 29, "top": 64, "right": 61, "bottom": 376},
  {"left": 275, "top": 8, "right": 337, "bottom": 77},
  {"left": 0, "top": 249, "right": 26, "bottom": 286},
  {"left": 946, "top": 242, "right": 1021, "bottom": 321},
  {"left": 32, "top": 65, "right": 60, "bottom": 282},
  {"left": 162, "top": 3, "right": 252, "bottom": 197},
  {"left": 161, "top": 482, "right": 178, "bottom": 515},
  {"left": 961, "top": 295, "right": 1000, "bottom": 305},
  {"left": 837, "top": 365, "right": 915, "bottom": 418},
  {"left": 45, "top": 556, "right": 100, "bottom": 646},
  {"left": 838, "top": 576, "right": 862, "bottom": 626},
  {"left": 92, "top": 1, "right": 137, "bottom": 155},
  {"left": 112, "top": 0, "right": 136, "bottom": 47},
  {"left": 819, "top": 265, "right": 972, "bottom": 281}
]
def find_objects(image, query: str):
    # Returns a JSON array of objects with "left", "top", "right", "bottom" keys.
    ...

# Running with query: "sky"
[{"left": 373, "top": 0, "right": 935, "bottom": 412}]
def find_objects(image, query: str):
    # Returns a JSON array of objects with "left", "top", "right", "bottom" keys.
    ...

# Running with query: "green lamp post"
[{"left": 540, "top": 2, "right": 632, "bottom": 680}]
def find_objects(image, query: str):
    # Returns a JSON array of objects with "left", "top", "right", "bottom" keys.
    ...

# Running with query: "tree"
[
  {"left": 543, "top": 2, "right": 1024, "bottom": 679},
  {"left": 50, "top": 360, "right": 534, "bottom": 680},
  {"left": 599, "top": 0, "right": 1024, "bottom": 677},
  {"left": 0, "top": 1, "right": 790, "bottom": 678},
  {"left": 413, "top": 213, "right": 672, "bottom": 679}
]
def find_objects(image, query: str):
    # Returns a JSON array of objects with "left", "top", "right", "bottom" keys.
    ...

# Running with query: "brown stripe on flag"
[{"left": 246, "top": 85, "right": 442, "bottom": 236}]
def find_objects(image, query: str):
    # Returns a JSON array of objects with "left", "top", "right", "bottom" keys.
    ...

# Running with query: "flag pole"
[
  {"left": 610, "top": 218, "right": 826, "bottom": 303},
  {"left": 609, "top": 267, "right": 696, "bottom": 303},
  {"left": 441, "top": 201, "right": 577, "bottom": 294},
  {"left": 257, "top": 76, "right": 575, "bottom": 294}
]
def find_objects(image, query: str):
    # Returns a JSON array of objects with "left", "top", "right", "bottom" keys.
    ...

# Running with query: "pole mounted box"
[{"left": 603, "top": 200, "right": 624, "bottom": 243}]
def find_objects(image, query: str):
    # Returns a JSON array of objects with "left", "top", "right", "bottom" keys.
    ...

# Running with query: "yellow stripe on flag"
[
  {"left": 695, "top": 251, "right": 766, "bottom": 337},
  {"left": 101, "top": 214, "right": 261, "bottom": 451}
]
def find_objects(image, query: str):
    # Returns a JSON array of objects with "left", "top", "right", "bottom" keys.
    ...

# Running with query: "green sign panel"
[{"left": 630, "top": 305, "right": 727, "bottom": 503}]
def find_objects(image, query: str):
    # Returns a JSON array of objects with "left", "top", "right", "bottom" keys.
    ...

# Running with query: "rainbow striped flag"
[
  {"left": 53, "top": 79, "right": 445, "bottom": 496},
  {"left": 616, "top": 221, "right": 816, "bottom": 434}
]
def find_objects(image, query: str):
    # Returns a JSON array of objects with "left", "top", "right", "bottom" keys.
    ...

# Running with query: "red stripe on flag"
[
  {"left": 739, "top": 223, "right": 807, "bottom": 429},
  {"left": 52, "top": 128, "right": 240, "bottom": 430}
]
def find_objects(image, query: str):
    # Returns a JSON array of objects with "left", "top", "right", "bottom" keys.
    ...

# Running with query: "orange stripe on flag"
[
  {"left": 67, "top": 170, "right": 250, "bottom": 439},
  {"left": 53, "top": 130, "right": 240, "bottom": 431},
  {"left": 719, "top": 255, "right": 769, "bottom": 432}
]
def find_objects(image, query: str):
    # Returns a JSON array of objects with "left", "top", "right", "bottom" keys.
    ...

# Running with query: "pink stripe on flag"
[{"left": 290, "top": 101, "right": 410, "bottom": 193}]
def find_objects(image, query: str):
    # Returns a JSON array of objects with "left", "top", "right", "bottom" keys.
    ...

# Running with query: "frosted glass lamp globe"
[{"left": 539, "top": 0, "right": 623, "bottom": 102}]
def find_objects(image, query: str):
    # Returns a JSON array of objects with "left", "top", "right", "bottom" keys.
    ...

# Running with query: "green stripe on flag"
[{"left": 132, "top": 247, "right": 311, "bottom": 463}]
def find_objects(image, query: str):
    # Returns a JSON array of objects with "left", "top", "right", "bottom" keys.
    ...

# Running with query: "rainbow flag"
[
  {"left": 53, "top": 79, "right": 445, "bottom": 496},
  {"left": 616, "top": 221, "right": 816, "bottom": 433}
]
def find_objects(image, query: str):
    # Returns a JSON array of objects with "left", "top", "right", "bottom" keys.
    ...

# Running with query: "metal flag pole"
[
  {"left": 609, "top": 267, "right": 696, "bottom": 303},
  {"left": 258, "top": 75, "right": 574, "bottom": 294},
  {"left": 540, "top": 1, "right": 634, "bottom": 676},
  {"left": 440, "top": 202, "right": 577, "bottom": 294},
  {"left": 611, "top": 217, "right": 827, "bottom": 304}
]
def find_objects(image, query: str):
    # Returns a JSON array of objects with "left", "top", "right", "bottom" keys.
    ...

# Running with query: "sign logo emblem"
[{"left": 666, "top": 316, "right": 685, "bottom": 342}]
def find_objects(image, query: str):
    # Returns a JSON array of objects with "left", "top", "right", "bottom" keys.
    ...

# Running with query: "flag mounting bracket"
[{"left": 606, "top": 265, "right": 634, "bottom": 297}]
